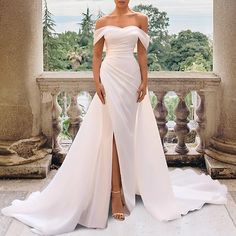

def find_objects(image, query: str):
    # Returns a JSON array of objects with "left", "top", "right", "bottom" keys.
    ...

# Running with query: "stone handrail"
[{"left": 37, "top": 71, "right": 221, "bottom": 165}]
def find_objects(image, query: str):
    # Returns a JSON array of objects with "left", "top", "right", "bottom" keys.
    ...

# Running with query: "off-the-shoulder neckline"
[{"left": 94, "top": 25, "right": 149, "bottom": 37}]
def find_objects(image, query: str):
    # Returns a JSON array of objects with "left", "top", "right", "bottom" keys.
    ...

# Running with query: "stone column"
[
  {"left": 205, "top": 0, "right": 236, "bottom": 166},
  {"left": 0, "top": 0, "right": 43, "bottom": 140}
]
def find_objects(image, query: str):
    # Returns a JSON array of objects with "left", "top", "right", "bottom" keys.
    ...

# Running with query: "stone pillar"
[
  {"left": 0, "top": 0, "right": 43, "bottom": 140},
  {"left": 205, "top": 0, "right": 236, "bottom": 166}
]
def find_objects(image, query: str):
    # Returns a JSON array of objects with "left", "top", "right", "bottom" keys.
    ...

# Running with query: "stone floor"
[{"left": 0, "top": 167, "right": 236, "bottom": 236}]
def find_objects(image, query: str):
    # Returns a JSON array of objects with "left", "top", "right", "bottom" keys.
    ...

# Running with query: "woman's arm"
[
  {"left": 92, "top": 19, "right": 106, "bottom": 104},
  {"left": 136, "top": 14, "right": 149, "bottom": 103}
]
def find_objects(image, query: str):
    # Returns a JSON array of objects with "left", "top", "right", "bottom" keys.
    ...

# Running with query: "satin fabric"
[{"left": 1, "top": 25, "right": 228, "bottom": 236}]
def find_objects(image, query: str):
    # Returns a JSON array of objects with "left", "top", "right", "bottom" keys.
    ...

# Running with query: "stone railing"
[{"left": 37, "top": 71, "right": 221, "bottom": 166}]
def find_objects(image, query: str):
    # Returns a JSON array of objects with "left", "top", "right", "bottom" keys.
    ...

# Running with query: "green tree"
[
  {"left": 132, "top": 4, "right": 170, "bottom": 70},
  {"left": 165, "top": 30, "right": 212, "bottom": 71},
  {"left": 42, "top": 5, "right": 213, "bottom": 73},
  {"left": 183, "top": 53, "right": 209, "bottom": 72},
  {"left": 163, "top": 95, "right": 177, "bottom": 121},
  {"left": 78, "top": 7, "right": 95, "bottom": 46},
  {"left": 43, "top": 0, "right": 57, "bottom": 70},
  {"left": 54, "top": 31, "right": 82, "bottom": 71},
  {"left": 132, "top": 4, "right": 169, "bottom": 39}
]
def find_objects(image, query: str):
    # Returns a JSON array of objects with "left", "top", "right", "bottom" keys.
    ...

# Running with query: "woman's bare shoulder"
[
  {"left": 95, "top": 15, "right": 111, "bottom": 30},
  {"left": 134, "top": 11, "right": 148, "bottom": 31},
  {"left": 134, "top": 11, "right": 148, "bottom": 22}
]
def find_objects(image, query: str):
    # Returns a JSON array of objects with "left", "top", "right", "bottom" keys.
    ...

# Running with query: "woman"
[
  {"left": 1, "top": 1, "right": 228, "bottom": 235},
  {"left": 93, "top": 1, "right": 150, "bottom": 221}
]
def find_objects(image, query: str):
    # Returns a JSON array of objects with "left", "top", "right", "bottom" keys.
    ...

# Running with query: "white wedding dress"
[{"left": 1, "top": 25, "right": 228, "bottom": 236}]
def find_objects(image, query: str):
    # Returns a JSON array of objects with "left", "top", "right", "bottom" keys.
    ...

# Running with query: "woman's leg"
[{"left": 111, "top": 133, "right": 125, "bottom": 220}]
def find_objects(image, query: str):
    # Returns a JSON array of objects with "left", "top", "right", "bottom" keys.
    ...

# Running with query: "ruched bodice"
[{"left": 93, "top": 25, "right": 150, "bottom": 57}]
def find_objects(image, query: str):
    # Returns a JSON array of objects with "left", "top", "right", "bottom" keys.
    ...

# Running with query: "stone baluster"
[
  {"left": 61, "top": 91, "right": 68, "bottom": 116},
  {"left": 196, "top": 91, "right": 206, "bottom": 153},
  {"left": 174, "top": 91, "right": 190, "bottom": 154},
  {"left": 153, "top": 91, "right": 168, "bottom": 153},
  {"left": 89, "top": 91, "right": 96, "bottom": 98},
  {"left": 66, "top": 91, "right": 83, "bottom": 140},
  {"left": 51, "top": 91, "right": 62, "bottom": 153}
]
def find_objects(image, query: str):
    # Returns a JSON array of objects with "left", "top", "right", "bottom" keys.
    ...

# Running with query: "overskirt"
[{"left": 1, "top": 25, "right": 228, "bottom": 236}]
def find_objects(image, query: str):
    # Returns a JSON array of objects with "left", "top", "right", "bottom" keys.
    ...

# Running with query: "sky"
[{"left": 46, "top": 0, "right": 213, "bottom": 37}]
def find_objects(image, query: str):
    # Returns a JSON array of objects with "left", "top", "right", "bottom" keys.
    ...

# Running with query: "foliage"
[
  {"left": 42, "top": 1, "right": 212, "bottom": 132},
  {"left": 132, "top": 4, "right": 169, "bottom": 39},
  {"left": 149, "top": 91, "right": 157, "bottom": 109},
  {"left": 165, "top": 30, "right": 212, "bottom": 71},
  {"left": 133, "top": 4, "right": 170, "bottom": 70},
  {"left": 43, "top": 0, "right": 58, "bottom": 71},
  {"left": 164, "top": 94, "right": 179, "bottom": 121},
  {"left": 43, "top": 3, "right": 213, "bottom": 73},
  {"left": 163, "top": 92, "right": 193, "bottom": 121},
  {"left": 78, "top": 7, "right": 95, "bottom": 46},
  {"left": 61, "top": 117, "right": 71, "bottom": 139}
]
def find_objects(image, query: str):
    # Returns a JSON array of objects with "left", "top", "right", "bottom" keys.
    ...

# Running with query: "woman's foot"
[{"left": 111, "top": 190, "right": 125, "bottom": 221}]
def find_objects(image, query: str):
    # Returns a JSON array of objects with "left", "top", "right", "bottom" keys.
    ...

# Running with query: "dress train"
[{"left": 1, "top": 25, "right": 228, "bottom": 236}]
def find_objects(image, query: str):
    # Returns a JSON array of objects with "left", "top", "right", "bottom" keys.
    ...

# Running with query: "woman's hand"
[
  {"left": 95, "top": 81, "right": 106, "bottom": 104},
  {"left": 137, "top": 81, "right": 147, "bottom": 103}
]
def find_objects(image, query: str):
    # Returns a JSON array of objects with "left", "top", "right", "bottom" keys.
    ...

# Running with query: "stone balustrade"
[{"left": 37, "top": 71, "right": 221, "bottom": 166}]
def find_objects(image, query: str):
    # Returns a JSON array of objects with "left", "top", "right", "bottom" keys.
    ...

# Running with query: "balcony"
[
  {"left": 1, "top": 0, "right": 236, "bottom": 235},
  {"left": 36, "top": 71, "right": 220, "bottom": 168}
]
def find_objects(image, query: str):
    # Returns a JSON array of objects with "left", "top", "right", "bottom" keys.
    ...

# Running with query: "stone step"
[
  {"left": 0, "top": 154, "right": 52, "bottom": 179},
  {"left": 165, "top": 144, "right": 205, "bottom": 167},
  {"left": 205, "top": 154, "right": 236, "bottom": 179}
]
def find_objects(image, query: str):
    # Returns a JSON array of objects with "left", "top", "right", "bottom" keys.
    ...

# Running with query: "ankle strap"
[{"left": 111, "top": 190, "right": 121, "bottom": 193}]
